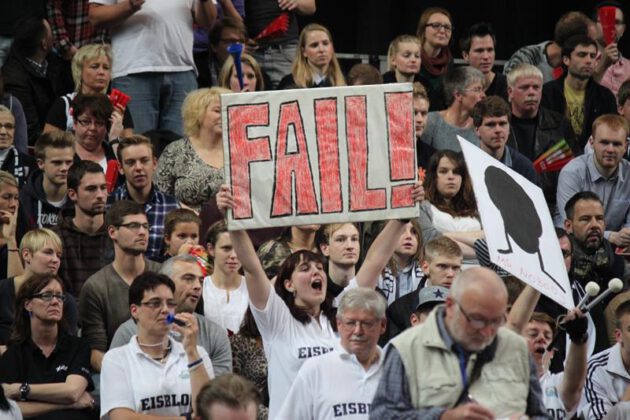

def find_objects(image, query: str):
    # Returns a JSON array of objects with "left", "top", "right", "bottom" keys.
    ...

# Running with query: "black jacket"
[
  {"left": 19, "top": 169, "right": 69, "bottom": 229},
  {"left": 541, "top": 76, "right": 616, "bottom": 150},
  {"left": 2, "top": 51, "right": 64, "bottom": 144},
  {"left": 0, "top": 146, "right": 36, "bottom": 187}
]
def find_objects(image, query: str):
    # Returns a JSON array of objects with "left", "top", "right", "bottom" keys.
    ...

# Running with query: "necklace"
[{"left": 151, "top": 341, "right": 172, "bottom": 364}]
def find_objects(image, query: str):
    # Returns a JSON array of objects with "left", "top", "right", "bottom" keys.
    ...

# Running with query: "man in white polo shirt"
[{"left": 276, "top": 288, "right": 386, "bottom": 420}]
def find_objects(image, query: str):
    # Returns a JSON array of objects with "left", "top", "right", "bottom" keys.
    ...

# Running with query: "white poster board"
[
  {"left": 222, "top": 84, "right": 419, "bottom": 230},
  {"left": 458, "top": 136, "right": 573, "bottom": 310}
]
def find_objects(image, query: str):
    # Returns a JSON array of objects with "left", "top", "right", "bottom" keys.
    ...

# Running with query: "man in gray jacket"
[{"left": 110, "top": 254, "right": 232, "bottom": 375}]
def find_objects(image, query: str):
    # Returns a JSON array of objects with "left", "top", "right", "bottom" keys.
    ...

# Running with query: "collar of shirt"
[
  {"left": 25, "top": 57, "right": 48, "bottom": 78},
  {"left": 116, "top": 183, "right": 159, "bottom": 207},
  {"left": 312, "top": 72, "right": 326, "bottom": 86},
  {"left": 337, "top": 345, "right": 384, "bottom": 375},
  {"left": 130, "top": 335, "right": 185, "bottom": 362},
  {"left": 26, "top": 329, "right": 69, "bottom": 357},
  {"left": 500, "top": 146, "right": 512, "bottom": 167}
]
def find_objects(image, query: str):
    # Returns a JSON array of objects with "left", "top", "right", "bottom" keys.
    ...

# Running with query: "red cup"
[{"left": 599, "top": 6, "right": 617, "bottom": 45}]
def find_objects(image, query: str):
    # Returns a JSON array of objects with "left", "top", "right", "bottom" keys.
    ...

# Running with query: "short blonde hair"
[
  {"left": 218, "top": 53, "right": 265, "bottom": 92},
  {"left": 387, "top": 35, "right": 421, "bottom": 71},
  {"left": 181, "top": 87, "right": 232, "bottom": 138},
  {"left": 71, "top": 44, "right": 113, "bottom": 93},
  {"left": 19, "top": 228, "right": 63, "bottom": 256},
  {"left": 0, "top": 105, "right": 14, "bottom": 122},
  {"left": 506, "top": 63, "right": 543, "bottom": 88},
  {"left": 0, "top": 170, "right": 18, "bottom": 190},
  {"left": 592, "top": 114, "right": 630, "bottom": 139}
]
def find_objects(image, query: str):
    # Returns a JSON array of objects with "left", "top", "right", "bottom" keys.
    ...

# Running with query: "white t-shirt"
[
  {"left": 431, "top": 204, "right": 481, "bottom": 233},
  {"left": 100, "top": 336, "right": 214, "bottom": 418},
  {"left": 276, "top": 346, "right": 384, "bottom": 420},
  {"left": 0, "top": 400, "right": 22, "bottom": 420},
  {"left": 251, "top": 290, "right": 339, "bottom": 419},
  {"left": 540, "top": 371, "right": 573, "bottom": 419},
  {"left": 202, "top": 275, "right": 248, "bottom": 333},
  {"left": 88, "top": 0, "right": 197, "bottom": 78}
]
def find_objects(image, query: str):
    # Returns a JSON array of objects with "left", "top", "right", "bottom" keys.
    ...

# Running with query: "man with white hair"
[
  {"left": 276, "top": 288, "right": 386, "bottom": 419},
  {"left": 370, "top": 267, "right": 547, "bottom": 419}
]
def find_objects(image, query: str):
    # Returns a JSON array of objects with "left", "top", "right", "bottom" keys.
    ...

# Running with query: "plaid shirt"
[
  {"left": 108, "top": 183, "right": 180, "bottom": 261},
  {"left": 46, "top": 0, "right": 108, "bottom": 53}
]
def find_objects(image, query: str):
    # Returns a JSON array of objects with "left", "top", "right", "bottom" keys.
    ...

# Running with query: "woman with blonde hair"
[
  {"left": 383, "top": 35, "right": 424, "bottom": 84},
  {"left": 44, "top": 43, "right": 133, "bottom": 139},
  {"left": 277, "top": 23, "right": 345, "bottom": 89},
  {"left": 155, "top": 87, "right": 232, "bottom": 211},
  {"left": 218, "top": 53, "right": 265, "bottom": 92},
  {"left": 0, "top": 229, "right": 79, "bottom": 346}
]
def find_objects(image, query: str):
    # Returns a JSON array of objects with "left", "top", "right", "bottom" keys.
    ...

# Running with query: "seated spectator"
[
  {"left": 617, "top": 78, "right": 630, "bottom": 132},
  {"left": 582, "top": 300, "right": 630, "bottom": 419},
  {"left": 593, "top": 2, "right": 629, "bottom": 98},
  {"left": 207, "top": 17, "right": 248, "bottom": 87},
  {"left": 460, "top": 22, "right": 508, "bottom": 100},
  {"left": 110, "top": 135, "right": 179, "bottom": 261},
  {"left": 70, "top": 93, "right": 119, "bottom": 170},
  {"left": 203, "top": 220, "right": 248, "bottom": 334},
  {"left": 110, "top": 255, "right": 232, "bottom": 375},
  {"left": 2, "top": 17, "right": 64, "bottom": 145},
  {"left": 277, "top": 288, "right": 387, "bottom": 419},
  {"left": 257, "top": 224, "right": 320, "bottom": 279},
  {"left": 542, "top": 34, "right": 617, "bottom": 149},
  {"left": 44, "top": 43, "right": 133, "bottom": 138},
  {"left": 471, "top": 96, "right": 538, "bottom": 184},
  {"left": 563, "top": 191, "right": 625, "bottom": 296},
  {"left": 0, "top": 74, "right": 28, "bottom": 154},
  {"left": 420, "top": 66, "right": 484, "bottom": 152},
  {"left": 0, "top": 228, "right": 77, "bottom": 345},
  {"left": 78, "top": 200, "right": 161, "bottom": 372},
  {"left": 557, "top": 114, "right": 630, "bottom": 245},
  {"left": 230, "top": 308, "right": 269, "bottom": 418},
  {"left": 419, "top": 150, "right": 484, "bottom": 264},
  {"left": 386, "top": 236, "right": 463, "bottom": 340},
  {"left": 412, "top": 82, "right": 435, "bottom": 170},
  {"left": 346, "top": 63, "right": 383, "bottom": 86},
  {"left": 218, "top": 53, "right": 265, "bottom": 92},
  {"left": 216, "top": 185, "right": 415, "bottom": 419},
  {"left": 155, "top": 87, "right": 231, "bottom": 212},
  {"left": 20, "top": 130, "right": 74, "bottom": 228},
  {"left": 409, "top": 285, "right": 449, "bottom": 326},
  {"left": 503, "top": 11, "right": 594, "bottom": 83},
  {"left": 100, "top": 272, "right": 213, "bottom": 419},
  {"left": 0, "top": 105, "right": 36, "bottom": 187},
  {"left": 0, "top": 274, "right": 95, "bottom": 418},
  {"left": 159, "top": 208, "right": 202, "bottom": 263},
  {"left": 53, "top": 160, "right": 112, "bottom": 297},
  {"left": 0, "top": 171, "right": 25, "bottom": 279},
  {"left": 415, "top": 7, "right": 454, "bottom": 110},
  {"left": 196, "top": 374, "right": 259, "bottom": 420},
  {"left": 382, "top": 35, "right": 422, "bottom": 84},
  {"left": 377, "top": 220, "right": 425, "bottom": 305},
  {"left": 505, "top": 63, "right": 576, "bottom": 222},
  {"left": 277, "top": 23, "right": 345, "bottom": 89}
]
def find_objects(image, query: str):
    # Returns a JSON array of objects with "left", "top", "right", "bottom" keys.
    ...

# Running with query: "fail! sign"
[{"left": 222, "top": 84, "right": 419, "bottom": 230}]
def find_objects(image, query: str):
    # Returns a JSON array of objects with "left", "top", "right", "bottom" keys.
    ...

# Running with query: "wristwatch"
[{"left": 19, "top": 383, "right": 30, "bottom": 400}]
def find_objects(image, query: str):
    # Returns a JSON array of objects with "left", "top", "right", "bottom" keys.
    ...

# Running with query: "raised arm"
[
  {"left": 506, "top": 285, "right": 541, "bottom": 333},
  {"left": 216, "top": 185, "right": 271, "bottom": 310},
  {"left": 560, "top": 310, "right": 588, "bottom": 414},
  {"left": 194, "top": 0, "right": 217, "bottom": 29},
  {"left": 278, "top": 0, "right": 316, "bottom": 15}
]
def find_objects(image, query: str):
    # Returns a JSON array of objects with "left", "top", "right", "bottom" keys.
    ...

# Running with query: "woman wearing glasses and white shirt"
[
  {"left": 0, "top": 274, "right": 96, "bottom": 419},
  {"left": 100, "top": 272, "right": 213, "bottom": 420}
]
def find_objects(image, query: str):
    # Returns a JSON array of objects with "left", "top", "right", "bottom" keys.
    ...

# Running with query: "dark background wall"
[{"left": 298, "top": 0, "right": 630, "bottom": 59}]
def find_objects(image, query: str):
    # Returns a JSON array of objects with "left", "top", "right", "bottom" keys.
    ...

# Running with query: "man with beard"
[
  {"left": 108, "top": 135, "right": 179, "bottom": 261},
  {"left": 541, "top": 34, "right": 617, "bottom": 149},
  {"left": 557, "top": 115, "right": 630, "bottom": 249},
  {"left": 53, "top": 160, "right": 113, "bottom": 297},
  {"left": 109, "top": 254, "right": 232, "bottom": 375},
  {"left": 370, "top": 267, "right": 547, "bottom": 419},
  {"left": 78, "top": 199, "right": 161, "bottom": 372},
  {"left": 562, "top": 191, "right": 625, "bottom": 290}
]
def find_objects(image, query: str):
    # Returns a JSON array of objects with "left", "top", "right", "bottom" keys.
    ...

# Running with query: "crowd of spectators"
[{"left": 1, "top": 1, "right": 630, "bottom": 419}]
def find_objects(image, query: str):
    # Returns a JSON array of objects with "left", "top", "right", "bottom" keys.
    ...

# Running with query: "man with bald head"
[{"left": 370, "top": 267, "right": 547, "bottom": 420}]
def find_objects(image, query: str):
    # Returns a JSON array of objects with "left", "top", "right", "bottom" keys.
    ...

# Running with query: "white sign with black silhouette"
[{"left": 458, "top": 136, "right": 573, "bottom": 310}]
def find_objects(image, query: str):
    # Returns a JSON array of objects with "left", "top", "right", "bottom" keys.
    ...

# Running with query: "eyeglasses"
[
  {"left": 118, "top": 222, "right": 150, "bottom": 232},
  {"left": 425, "top": 22, "right": 453, "bottom": 32},
  {"left": 340, "top": 319, "right": 380, "bottom": 329},
  {"left": 0, "top": 123, "right": 15, "bottom": 130},
  {"left": 32, "top": 292, "right": 66, "bottom": 302},
  {"left": 455, "top": 301, "right": 506, "bottom": 330},
  {"left": 76, "top": 119, "right": 107, "bottom": 128},
  {"left": 140, "top": 299, "right": 178, "bottom": 310}
]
